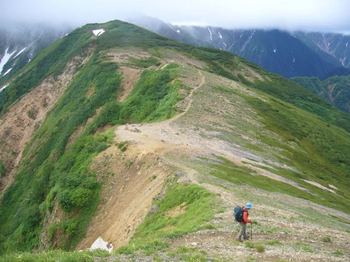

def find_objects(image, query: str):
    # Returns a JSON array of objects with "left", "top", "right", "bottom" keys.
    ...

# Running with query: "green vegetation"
[
  {"left": 85, "top": 63, "right": 181, "bottom": 133},
  {"left": 295, "top": 242, "right": 314, "bottom": 253},
  {"left": 251, "top": 75, "right": 350, "bottom": 133},
  {"left": 0, "top": 161, "right": 5, "bottom": 178},
  {"left": 243, "top": 92, "right": 350, "bottom": 212},
  {"left": 244, "top": 241, "right": 265, "bottom": 253},
  {"left": 117, "top": 184, "right": 216, "bottom": 255},
  {"left": 117, "top": 141, "right": 128, "bottom": 152},
  {"left": 0, "top": 32, "right": 182, "bottom": 252},
  {"left": 266, "top": 240, "right": 282, "bottom": 246},
  {"left": 208, "top": 157, "right": 350, "bottom": 213},
  {"left": 168, "top": 247, "right": 212, "bottom": 262},
  {"left": 128, "top": 56, "right": 161, "bottom": 68},
  {"left": 0, "top": 249, "right": 110, "bottom": 262},
  {"left": 332, "top": 249, "right": 344, "bottom": 257},
  {"left": 293, "top": 75, "right": 350, "bottom": 113},
  {"left": 322, "top": 236, "right": 332, "bottom": 243},
  {"left": 0, "top": 54, "right": 121, "bottom": 252}
]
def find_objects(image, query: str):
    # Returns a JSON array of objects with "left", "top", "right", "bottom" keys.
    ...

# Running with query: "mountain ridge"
[
  {"left": 131, "top": 17, "right": 350, "bottom": 79},
  {"left": 0, "top": 20, "right": 349, "bottom": 260}
]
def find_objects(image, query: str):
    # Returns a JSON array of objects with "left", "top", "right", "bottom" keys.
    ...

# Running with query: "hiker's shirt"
[{"left": 242, "top": 208, "right": 251, "bottom": 224}]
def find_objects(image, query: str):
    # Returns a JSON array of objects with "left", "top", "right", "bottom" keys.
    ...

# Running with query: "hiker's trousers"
[{"left": 238, "top": 223, "right": 247, "bottom": 240}]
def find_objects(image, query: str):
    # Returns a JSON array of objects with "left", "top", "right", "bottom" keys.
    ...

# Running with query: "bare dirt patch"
[
  {"left": 117, "top": 66, "right": 141, "bottom": 102},
  {"left": 0, "top": 53, "right": 92, "bottom": 196},
  {"left": 78, "top": 142, "right": 174, "bottom": 250}
]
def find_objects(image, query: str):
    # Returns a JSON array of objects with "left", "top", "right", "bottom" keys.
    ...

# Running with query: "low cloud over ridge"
[{"left": 1, "top": 0, "right": 350, "bottom": 33}]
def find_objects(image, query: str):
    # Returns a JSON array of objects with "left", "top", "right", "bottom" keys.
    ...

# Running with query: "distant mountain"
[
  {"left": 294, "top": 32, "right": 350, "bottom": 68},
  {"left": 293, "top": 75, "right": 350, "bottom": 113},
  {"left": 0, "top": 23, "right": 71, "bottom": 86},
  {"left": 132, "top": 17, "right": 350, "bottom": 79}
]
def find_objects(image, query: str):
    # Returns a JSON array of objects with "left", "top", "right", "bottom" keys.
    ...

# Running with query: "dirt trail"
[
  {"left": 115, "top": 69, "right": 307, "bottom": 192},
  {"left": 80, "top": 51, "right": 349, "bottom": 260},
  {"left": 169, "top": 69, "right": 204, "bottom": 123},
  {"left": 112, "top": 66, "right": 350, "bottom": 260}
]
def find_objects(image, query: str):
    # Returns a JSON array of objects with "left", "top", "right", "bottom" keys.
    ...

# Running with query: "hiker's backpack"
[{"left": 233, "top": 206, "right": 243, "bottom": 222}]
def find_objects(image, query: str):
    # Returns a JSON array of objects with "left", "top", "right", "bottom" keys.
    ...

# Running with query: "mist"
[{"left": 1, "top": 0, "right": 350, "bottom": 33}]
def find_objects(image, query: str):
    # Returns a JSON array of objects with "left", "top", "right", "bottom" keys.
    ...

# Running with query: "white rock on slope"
[{"left": 89, "top": 236, "right": 113, "bottom": 253}]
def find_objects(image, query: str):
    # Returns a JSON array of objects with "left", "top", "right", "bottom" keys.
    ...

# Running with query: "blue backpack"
[{"left": 233, "top": 206, "right": 243, "bottom": 222}]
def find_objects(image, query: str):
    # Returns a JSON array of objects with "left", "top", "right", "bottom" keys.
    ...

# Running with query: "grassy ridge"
[
  {"left": 209, "top": 158, "right": 350, "bottom": 213},
  {"left": 250, "top": 75, "right": 350, "bottom": 134},
  {"left": 208, "top": 85, "right": 350, "bottom": 213},
  {"left": 0, "top": 50, "right": 182, "bottom": 252}
]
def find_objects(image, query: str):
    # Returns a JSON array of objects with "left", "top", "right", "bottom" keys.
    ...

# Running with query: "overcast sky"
[{"left": 2, "top": 0, "right": 350, "bottom": 32}]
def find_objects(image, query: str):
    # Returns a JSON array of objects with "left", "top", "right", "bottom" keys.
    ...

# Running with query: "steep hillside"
[
  {"left": 293, "top": 75, "right": 350, "bottom": 113},
  {"left": 0, "top": 20, "right": 349, "bottom": 261},
  {"left": 0, "top": 23, "right": 70, "bottom": 88},
  {"left": 132, "top": 17, "right": 350, "bottom": 79}
]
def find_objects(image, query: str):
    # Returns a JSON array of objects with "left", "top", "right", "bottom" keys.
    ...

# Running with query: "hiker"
[{"left": 233, "top": 202, "right": 253, "bottom": 242}]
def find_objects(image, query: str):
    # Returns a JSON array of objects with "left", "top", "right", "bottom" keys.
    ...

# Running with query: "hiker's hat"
[{"left": 245, "top": 202, "right": 253, "bottom": 209}]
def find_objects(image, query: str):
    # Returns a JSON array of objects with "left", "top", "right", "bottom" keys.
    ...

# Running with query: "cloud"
[{"left": 1, "top": 0, "right": 350, "bottom": 32}]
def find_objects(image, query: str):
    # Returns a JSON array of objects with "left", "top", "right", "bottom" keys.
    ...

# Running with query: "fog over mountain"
[{"left": 1, "top": 0, "right": 350, "bottom": 33}]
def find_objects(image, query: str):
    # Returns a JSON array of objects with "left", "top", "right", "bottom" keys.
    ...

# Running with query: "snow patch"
[
  {"left": 218, "top": 31, "right": 223, "bottom": 39},
  {"left": 207, "top": 27, "right": 213, "bottom": 41},
  {"left": 89, "top": 237, "right": 113, "bottom": 253},
  {"left": 3, "top": 68, "right": 12, "bottom": 76},
  {"left": 176, "top": 29, "right": 181, "bottom": 34},
  {"left": 14, "top": 47, "right": 27, "bottom": 58},
  {"left": 273, "top": 49, "right": 277, "bottom": 53},
  {"left": 92, "top": 29, "right": 105, "bottom": 37},
  {"left": 346, "top": 42, "right": 349, "bottom": 47},
  {"left": 0, "top": 48, "right": 16, "bottom": 74},
  {"left": 223, "top": 42, "right": 227, "bottom": 48},
  {"left": 292, "top": 57, "right": 296, "bottom": 63},
  {"left": 340, "top": 57, "right": 346, "bottom": 66},
  {"left": 0, "top": 84, "right": 9, "bottom": 93}
]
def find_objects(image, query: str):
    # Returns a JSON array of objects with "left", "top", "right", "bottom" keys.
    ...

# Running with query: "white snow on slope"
[
  {"left": 207, "top": 27, "right": 213, "bottom": 41},
  {"left": 0, "top": 84, "right": 9, "bottom": 93},
  {"left": 0, "top": 48, "right": 16, "bottom": 74},
  {"left": 346, "top": 42, "right": 349, "bottom": 47},
  {"left": 92, "top": 29, "right": 105, "bottom": 37},
  {"left": 3, "top": 68, "right": 12, "bottom": 76},
  {"left": 218, "top": 31, "right": 223, "bottom": 39},
  {"left": 340, "top": 57, "right": 346, "bottom": 66},
  {"left": 273, "top": 48, "right": 277, "bottom": 53},
  {"left": 14, "top": 47, "right": 27, "bottom": 58},
  {"left": 176, "top": 29, "right": 181, "bottom": 34}
]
